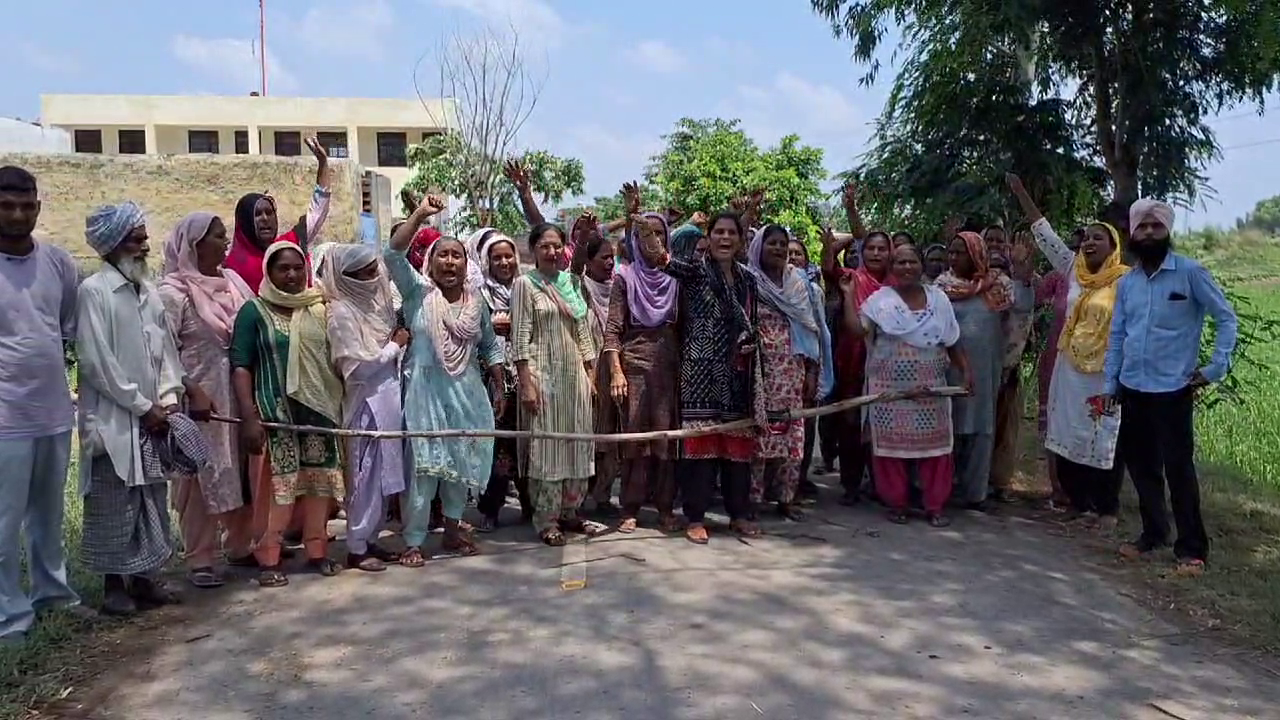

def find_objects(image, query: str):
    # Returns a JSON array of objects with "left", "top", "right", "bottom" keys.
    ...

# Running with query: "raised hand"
[
  {"left": 665, "top": 207, "right": 685, "bottom": 225},
  {"left": 419, "top": 194, "right": 447, "bottom": 216},
  {"left": 690, "top": 211, "right": 709, "bottom": 230},
  {"left": 631, "top": 213, "right": 666, "bottom": 264},
  {"left": 504, "top": 158, "right": 530, "bottom": 189},
  {"left": 305, "top": 135, "right": 328, "bottom": 163},
  {"left": 1005, "top": 172, "right": 1026, "bottom": 196},
  {"left": 621, "top": 181, "right": 642, "bottom": 215},
  {"left": 1011, "top": 231, "right": 1035, "bottom": 266},
  {"left": 841, "top": 180, "right": 858, "bottom": 208}
]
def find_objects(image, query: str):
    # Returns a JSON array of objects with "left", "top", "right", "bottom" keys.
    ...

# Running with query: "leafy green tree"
[
  {"left": 405, "top": 135, "right": 584, "bottom": 237},
  {"left": 1240, "top": 195, "right": 1280, "bottom": 235},
  {"left": 645, "top": 117, "right": 829, "bottom": 251},
  {"left": 811, "top": 0, "right": 1280, "bottom": 211}
]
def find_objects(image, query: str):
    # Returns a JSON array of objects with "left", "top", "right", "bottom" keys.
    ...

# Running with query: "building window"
[
  {"left": 188, "top": 130, "right": 220, "bottom": 154},
  {"left": 274, "top": 131, "right": 302, "bottom": 156},
  {"left": 117, "top": 129, "right": 146, "bottom": 154},
  {"left": 234, "top": 130, "right": 250, "bottom": 154},
  {"left": 316, "top": 131, "right": 348, "bottom": 158},
  {"left": 74, "top": 129, "right": 102, "bottom": 154},
  {"left": 376, "top": 132, "right": 408, "bottom": 167}
]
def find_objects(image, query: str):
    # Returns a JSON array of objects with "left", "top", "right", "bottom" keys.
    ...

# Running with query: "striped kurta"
[{"left": 511, "top": 274, "right": 596, "bottom": 481}]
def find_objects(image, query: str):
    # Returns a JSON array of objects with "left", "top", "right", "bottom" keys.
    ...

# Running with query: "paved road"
[{"left": 95, "top": 501, "right": 1277, "bottom": 720}]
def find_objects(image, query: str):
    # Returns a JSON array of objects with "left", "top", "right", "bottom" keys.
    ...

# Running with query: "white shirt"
[{"left": 76, "top": 263, "right": 184, "bottom": 492}]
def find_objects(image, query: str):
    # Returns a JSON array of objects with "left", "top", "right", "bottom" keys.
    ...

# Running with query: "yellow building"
[{"left": 40, "top": 93, "right": 456, "bottom": 199}]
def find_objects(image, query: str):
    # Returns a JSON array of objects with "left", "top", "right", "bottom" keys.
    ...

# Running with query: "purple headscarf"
[{"left": 618, "top": 212, "right": 678, "bottom": 327}]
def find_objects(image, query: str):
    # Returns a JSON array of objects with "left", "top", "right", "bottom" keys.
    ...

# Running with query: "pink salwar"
[{"left": 872, "top": 454, "right": 954, "bottom": 514}]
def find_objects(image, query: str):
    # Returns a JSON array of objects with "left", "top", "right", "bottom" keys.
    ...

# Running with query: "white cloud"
[
  {"left": 627, "top": 40, "right": 685, "bottom": 74},
  {"left": 170, "top": 35, "right": 300, "bottom": 95},
  {"left": 726, "top": 72, "right": 872, "bottom": 170},
  {"left": 429, "top": 0, "right": 568, "bottom": 47},
  {"left": 295, "top": 0, "right": 394, "bottom": 60},
  {"left": 19, "top": 42, "right": 78, "bottom": 74}
]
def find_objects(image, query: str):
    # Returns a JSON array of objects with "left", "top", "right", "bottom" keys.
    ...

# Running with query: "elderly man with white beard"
[{"left": 76, "top": 202, "right": 186, "bottom": 616}]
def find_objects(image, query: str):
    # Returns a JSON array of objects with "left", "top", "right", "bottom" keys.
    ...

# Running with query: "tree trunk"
[{"left": 1109, "top": 151, "right": 1139, "bottom": 209}]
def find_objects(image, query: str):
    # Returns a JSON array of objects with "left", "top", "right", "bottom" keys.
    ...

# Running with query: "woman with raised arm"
[
  {"left": 934, "top": 229, "right": 1035, "bottom": 510},
  {"left": 744, "top": 224, "right": 832, "bottom": 521},
  {"left": 226, "top": 137, "right": 332, "bottom": 294},
  {"left": 230, "top": 241, "right": 345, "bottom": 587},
  {"left": 474, "top": 230, "right": 534, "bottom": 532},
  {"left": 821, "top": 225, "right": 895, "bottom": 505},
  {"left": 567, "top": 212, "right": 619, "bottom": 514},
  {"left": 511, "top": 222, "right": 599, "bottom": 547},
  {"left": 633, "top": 211, "right": 761, "bottom": 544},
  {"left": 321, "top": 245, "right": 407, "bottom": 573},
  {"left": 1008, "top": 173, "right": 1128, "bottom": 531},
  {"left": 841, "top": 243, "right": 971, "bottom": 526},
  {"left": 603, "top": 211, "right": 681, "bottom": 533},
  {"left": 387, "top": 195, "right": 505, "bottom": 565}
]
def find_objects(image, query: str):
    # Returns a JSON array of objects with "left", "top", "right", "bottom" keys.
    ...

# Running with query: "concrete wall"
[{"left": 0, "top": 153, "right": 366, "bottom": 261}]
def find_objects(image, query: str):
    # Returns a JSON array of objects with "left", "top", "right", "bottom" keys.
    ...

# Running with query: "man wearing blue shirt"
[{"left": 1102, "top": 199, "right": 1238, "bottom": 575}]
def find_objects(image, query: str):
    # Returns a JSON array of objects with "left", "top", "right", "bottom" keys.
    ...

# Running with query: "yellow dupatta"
[
  {"left": 1060, "top": 223, "right": 1129, "bottom": 374},
  {"left": 258, "top": 241, "right": 344, "bottom": 425}
]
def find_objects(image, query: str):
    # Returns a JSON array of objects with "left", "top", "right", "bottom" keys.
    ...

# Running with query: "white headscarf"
[
  {"left": 477, "top": 232, "right": 517, "bottom": 314},
  {"left": 464, "top": 227, "right": 496, "bottom": 293},
  {"left": 320, "top": 244, "right": 396, "bottom": 369},
  {"left": 861, "top": 284, "right": 961, "bottom": 349}
]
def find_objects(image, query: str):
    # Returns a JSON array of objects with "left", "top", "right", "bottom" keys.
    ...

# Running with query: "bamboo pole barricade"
[{"left": 189, "top": 386, "right": 968, "bottom": 442}]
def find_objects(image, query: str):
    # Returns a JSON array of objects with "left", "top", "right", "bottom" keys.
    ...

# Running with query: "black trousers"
[
  {"left": 799, "top": 417, "right": 817, "bottom": 483},
  {"left": 838, "top": 410, "right": 867, "bottom": 496},
  {"left": 681, "top": 458, "right": 750, "bottom": 524},
  {"left": 1055, "top": 454, "right": 1123, "bottom": 517},
  {"left": 818, "top": 414, "right": 840, "bottom": 469},
  {"left": 1118, "top": 385, "right": 1209, "bottom": 561}
]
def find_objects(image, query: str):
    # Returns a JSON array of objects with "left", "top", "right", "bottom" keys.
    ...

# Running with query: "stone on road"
[{"left": 98, "top": 507, "right": 1277, "bottom": 720}]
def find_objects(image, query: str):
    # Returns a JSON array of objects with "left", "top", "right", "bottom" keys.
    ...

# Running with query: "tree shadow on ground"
[{"left": 69, "top": 478, "right": 1280, "bottom": 720}]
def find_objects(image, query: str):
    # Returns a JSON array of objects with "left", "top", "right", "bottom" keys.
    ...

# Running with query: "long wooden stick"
[{"left": 202, "top": 386, "right": 967, "bottom": 442}]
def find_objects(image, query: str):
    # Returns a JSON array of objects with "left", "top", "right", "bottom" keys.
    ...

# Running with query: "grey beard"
[{"left": 116, "top": 255, "right": 151, "bottom": 284}]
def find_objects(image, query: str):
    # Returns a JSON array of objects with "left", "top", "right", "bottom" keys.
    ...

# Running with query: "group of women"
[{"left": 159, "top": 150, "right": 1138, "bottom": 590}]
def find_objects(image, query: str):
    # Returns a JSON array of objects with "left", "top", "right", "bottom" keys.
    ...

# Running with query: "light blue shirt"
[{"left": 1103, "top": 252, "right": 1238, "bottom": 395}]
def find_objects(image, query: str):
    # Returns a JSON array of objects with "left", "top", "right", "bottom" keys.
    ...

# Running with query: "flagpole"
[{"left": 259, "top": 0, "right": 268, "bottom": 96}]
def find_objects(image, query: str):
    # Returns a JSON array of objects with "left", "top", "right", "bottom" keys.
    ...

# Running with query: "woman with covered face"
[
  {"left": 822, "top": 228, "right": 895, "bottom": 505},
  {"left": 225, "top": 136, "right": 332, "bottom": 294},
  {"left": 321, "top": 244, "right": 407, "bottom": 572},
  {"left": 841, "top": 244, "right": 970, "bottom": 526},
  {"left": 935, "top": 230, "right": 1034, "bottom": 510},
  {"left": 634, "top": 211, "right": 760, "bottom": 544},
  {"left": 230, "top": 241, "right": 346, "bottom": 586},
  {"left": 388, "top": 198, "right": 506, "bottom": 564},
  {"left": 512, "top": 222, "right": 599, "bottom": 546},
  {"left": 158, "top": 212, "right": 256, "bottom": 588},
  {"left": 745, "top": 225, "right": 832, "bottom": 521},
  {"left": 474, "top": 230, "right": 534, "bottom": 532},
  {"left": 568, "top": 214, "right": 619, "bottom": 514},
  {"left": 603, "top": 212, "right": 681, "bottom": 533}
]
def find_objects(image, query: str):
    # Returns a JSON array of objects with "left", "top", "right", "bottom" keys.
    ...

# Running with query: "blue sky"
[{"left": 5, "top": 0, "right": 1277, "bottom": 228}]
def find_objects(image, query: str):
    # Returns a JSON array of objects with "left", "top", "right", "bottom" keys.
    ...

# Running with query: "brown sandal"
[
  {"left": 731, "top": 520, "right": 761, "bottom": 537},
  {"left": 658, "top": 514, "right": 683, "bottom": 534},
  {"left": 685, "top": 524, "right": 709, "bottom": 545},
  {"left": 442, "top": 534, "right": 480, "bottom": 556},
  {"left": 400, "top": 547, "right": 426, "bottom": 568},
  {"left": 617, "top": 517, "right": 638, "bottom": 534},
  {"left": 541, "top": 528, "right": 567, "bottom": 547}
]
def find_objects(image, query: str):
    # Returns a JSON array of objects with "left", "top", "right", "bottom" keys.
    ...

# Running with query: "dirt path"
[{"left": 78, "top": 503, "right": 1278, "bottom": 720}]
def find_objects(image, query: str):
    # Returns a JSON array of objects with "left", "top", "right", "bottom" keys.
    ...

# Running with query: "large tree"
[
  {"left": 645, "top": 118, "right": 829, "bottom": 247},
  {"left": 408, "top": 24, "right": 585, "bottom": 236},
  {"left": 812, "top": 0, "right": 1280, "bottom": 215}
]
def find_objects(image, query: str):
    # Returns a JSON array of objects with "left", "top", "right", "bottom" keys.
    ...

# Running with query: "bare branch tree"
[{"left": 413, "top": 21, "right": 548, "bottom": 226}]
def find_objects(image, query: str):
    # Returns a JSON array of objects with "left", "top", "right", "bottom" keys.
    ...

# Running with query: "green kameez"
[{"left": 230, "top": 299, "right": 344, "bottom": 504}]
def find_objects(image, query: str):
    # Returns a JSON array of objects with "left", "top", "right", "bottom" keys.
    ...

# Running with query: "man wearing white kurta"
[{"left": 76, "top": 202, "right": 185, "bottom": 616}]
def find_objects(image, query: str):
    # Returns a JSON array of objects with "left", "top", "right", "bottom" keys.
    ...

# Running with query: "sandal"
[
  {"left": 617, "top": 517, "right": 638, "bottom": 534},
  {"left": 657, "top": 514, "right": 683, "bottom": 534},
  {"left": 927, "top": 513, "right": 951, "bottom": 528},
  {"left": 730, "top": 520, "right": 761, "bottom": 537},
  {"left": 476, "top": 516, "right": 498, "bottom": 534},
  {"left": 685, "top": 524, "right": 709, "bottom": 545},
  {"left": 777, "top": 503, "right": 807, "bottom": 522},
  {"left": 186, "top": 566, "right": 224, "bottom": 589},
  {"left": 887, "top": 510, "right": 909, "bottom": 525},
  {"left": 1173, "top": 558, "right": 1206, "bottom": 577},
  {"left": 307, "top": 558, "right": 343, "bottom": 577},
  {"left": 541, "top": 528, "right": 567, "bottom": 547},
  {"left": 367, "top": 544, "right": 402, "bottom": 563},
  {"left": 346, "top": 553, "right": 387, "bottom": 573},
  {"left": 257, "top": 567, "right": 289, "bottom": 588},
  {"left": 442, "top": 534, "right": 480, "bottom": 556},
  {"left": 400, "top": 547, "right": 427, "bottom": 568}
]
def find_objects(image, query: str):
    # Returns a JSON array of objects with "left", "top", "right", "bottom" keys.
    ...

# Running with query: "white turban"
[
  {"left": 1129, "top": 198, "right": 1174, "bottom": 235},
  {"left": 85, "top": 202, "right": 145, "bottom": 257}
]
